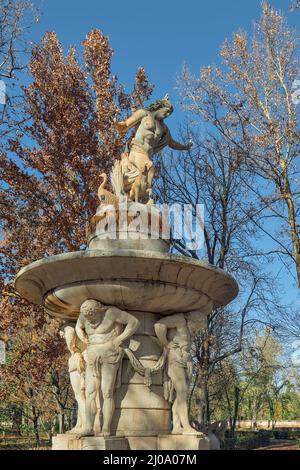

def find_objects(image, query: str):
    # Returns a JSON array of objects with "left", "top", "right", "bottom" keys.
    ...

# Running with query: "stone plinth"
[
  {"left": 158, "top": 434, "right": 210, "bottom": 450},
  {"left": 52, "top": 435, "right": 129, "bottom": 451},
  {"left": 52, "top": 434, "right": 210, "bottom": 450},
  {"left": 88, "top": 202, "right": 169, "bottom": 253}
]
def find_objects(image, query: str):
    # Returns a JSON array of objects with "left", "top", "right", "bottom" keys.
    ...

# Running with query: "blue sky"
[
  {"left": 28, "top": 0, "right": 300, "bottom": 301},
  {"left": 32, "top": 0, "right": 299, "bottom": 108}
]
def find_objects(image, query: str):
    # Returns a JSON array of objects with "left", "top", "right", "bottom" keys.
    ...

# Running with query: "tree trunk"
[
  {"left": 58, "top": 409, "right": 65, "bottom": 434},
  {"left": 71, "top": 406, "right": 77, "bottom": 429},
  {"left": 11, "top": 406, "right": 23, "bottom": 436},
  {"left": 32, "top": 412, "right": 40, "bottom": 446},
  {"left": 251, "top": 398, "right": 258, "bottom": 431},
  {"left": 29, "top": 388, "right": 40, "bottom": 446},
  {"left": 197, "top": 372, "right": 209, "bottom": 425},
  {"left": 229, "top": 386, "right": 240, "bottom": 438}
]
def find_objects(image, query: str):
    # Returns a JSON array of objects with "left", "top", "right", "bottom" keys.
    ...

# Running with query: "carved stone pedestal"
[
  {"left": 52, "top": 434, "right": 210, "bottom": 450},
  {"left": 127, "top": 434, "right": 210, "bottom": 450},
  {"left": 52, "top": 434, "right": 129, "bottom": 451},
  {"left": 157, "top": 434, "right": 210, "bottom": 450},
  {"left": 112, "top": 310, "right": 170, "bottom": 437}
]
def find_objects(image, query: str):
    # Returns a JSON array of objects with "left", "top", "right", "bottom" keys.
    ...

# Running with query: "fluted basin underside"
[{"left": 15, "top": 250, "right": 238, "bottom": 320}]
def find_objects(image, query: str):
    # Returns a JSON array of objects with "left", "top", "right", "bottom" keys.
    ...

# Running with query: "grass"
[{"left": 0, "top": 435, "right": 51, "bottom": 450}]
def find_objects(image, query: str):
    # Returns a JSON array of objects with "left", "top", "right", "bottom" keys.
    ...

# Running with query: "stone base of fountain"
[{"left": 52, "top": 433, "right": 210, "bottom": 450}]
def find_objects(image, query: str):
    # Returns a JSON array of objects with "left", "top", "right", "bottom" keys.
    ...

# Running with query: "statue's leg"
[
  {"left": 146, "top": 163, "right": 155, "bottom": 195},
  {"left": 128, "top": 152, "right": 154, "bottom": 203},
  {"left": 94, "top": 385, "right": 102, "bottom": 434},
  {"left": 168, "top": 363, "right": 196, "bottom": 434},
  {"left": 68, "top": 371, "right": 84, "bottom": 433},
  {"left": 78, "top": 364, "right": 99, "bottom": 437},
  {"left": 77, "top": 373, "right": 86, "bottom": 431},
  {"left": 101, "top": 362, "right": 119, "bottom": 437},
  {"left": 135, "top": 182, "right": 140, "bottom": 203},
  {"left": 171, "top": 401, "right": 183, "bottom": 435}
]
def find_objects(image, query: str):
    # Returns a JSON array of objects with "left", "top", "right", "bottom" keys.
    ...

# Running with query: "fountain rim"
[
  {"left": 16, "top": 248, "right": 238, "bottom": 281},
  {"left": 15, "top": 249, "right": 239, "bottom": 310}
]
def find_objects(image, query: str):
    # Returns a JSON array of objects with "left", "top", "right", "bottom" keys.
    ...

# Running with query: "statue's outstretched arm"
[
  {"left": 168, "top": 135, "right": 193, "bottom": 151},
  {"left": 116, "top": 109, "right": 148, "bottom": 136}
]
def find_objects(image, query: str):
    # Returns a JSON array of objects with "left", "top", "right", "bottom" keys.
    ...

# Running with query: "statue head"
[
  {"left": 147, "top": 94, "right": 174, "bottom": 120},
  {"left": 59, "top": 322, "right": 77, "bottom": 352},
  {"left": 185, "top": 301, "right": 213, "bottom": 335},
  {"left": 80, "top": 299, "right": 105, "bottom": 324},
  {"left": 185, "top": 310, "right": 208, "bottom": 336}
]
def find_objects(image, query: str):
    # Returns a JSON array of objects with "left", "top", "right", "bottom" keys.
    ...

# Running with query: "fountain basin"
[{"left": 15, "top": 249, "right": 238, "bottom": 320}]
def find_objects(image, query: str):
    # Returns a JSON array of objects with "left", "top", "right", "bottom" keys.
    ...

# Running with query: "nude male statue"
[
  {"left": 75, "top": 299, "right": 140, "bottom": 437},
  {"left": 154, "top": 306, "right": 212, "bottom": 435}
]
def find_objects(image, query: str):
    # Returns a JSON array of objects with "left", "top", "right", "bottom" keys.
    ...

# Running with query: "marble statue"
[
  {"left": 75, "top": 299, "right": 140, "bottom": 437},
  {"left": 113, "top": 95, "right": 192, "bottom": 204},
  {"left": 154, "top": 309, "right": 211, "bottom": 435},
  {"left": 60, "top": 323, "right": 87, "bottom": 434}
]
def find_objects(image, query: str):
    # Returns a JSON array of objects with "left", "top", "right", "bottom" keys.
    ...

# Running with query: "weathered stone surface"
[
  {"left": 52, "top": 434, "right": 210, "bottom": 450},
  {"left": 158, "top": 434, "right": 210, "bottom": 451},
  {"left": 113, "top": 311, "right": 170, "bottom": 436},
  {"left": 154, "top": 312, "right": 211, "bottom": 435},
  {"left": 15, "top": 250, "right": 238, "bottom": 320},
  {"left": 88, "top": 203, "right": 169, "bottom": 253},
  {"left": 115, "top": 384, "right": 169, "bottom": 409},
  {"left": 113, "top": 409, "right": 171, "bottom": 436},
  {"left": 127, "top": 436, "right": 158, "bottom": 450},
  {"left": 52, "top": 435, "right": 129, "bottom": 450},
  {"left": 122, "top": 358, "right": 164, "bottom": 385}
]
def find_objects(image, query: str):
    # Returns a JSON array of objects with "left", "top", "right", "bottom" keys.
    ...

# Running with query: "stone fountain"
[{"left": 15, "top": 95, "right": 238, "bottom": 450}]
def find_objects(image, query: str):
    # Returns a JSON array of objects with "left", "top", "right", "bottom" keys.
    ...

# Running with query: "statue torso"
[
  {"left": 82, "top": 308, "right": 121, "bottom": 344},
  {"left": 168, "top": 319, "right": 191, "bottom": 350},
  {"left": 134, "top": 112, "right": 168, "bottom": 155}
]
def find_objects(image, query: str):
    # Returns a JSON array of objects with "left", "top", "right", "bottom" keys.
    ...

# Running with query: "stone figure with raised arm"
[
  {"left": 115, "top": 95, "right": 192, "bottom": 203},
  {"left": 60, "top": 323, "right": 87, "bottom": 434},
  {"left": 154, "top": 303, "right": 212, "bottom": 435},
  {"left": 75, "top": 299, "right": 140, "bottom": 437}
]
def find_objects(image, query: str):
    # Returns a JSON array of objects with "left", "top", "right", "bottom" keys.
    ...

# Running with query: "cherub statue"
[{"left": 115, "top": 95, "right": 192, "bottom": 203}]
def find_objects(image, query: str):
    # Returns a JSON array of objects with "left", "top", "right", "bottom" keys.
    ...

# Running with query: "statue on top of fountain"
[{"left": 110, "top": 94, "right": 192, "bottom": 205}]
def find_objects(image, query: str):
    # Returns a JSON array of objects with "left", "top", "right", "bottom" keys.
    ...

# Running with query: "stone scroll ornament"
[
  {"left": 74, "top": 299, "right": 140, "bottom": 438},
  {"left": 154, "top": 306, "right": 213, "bottom": 435}
]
